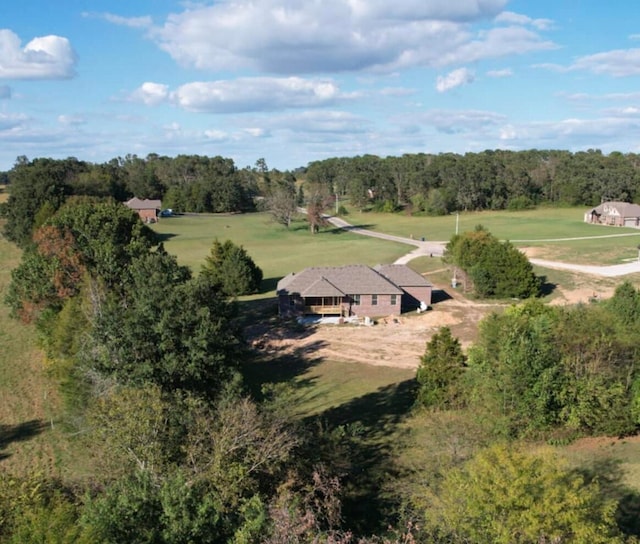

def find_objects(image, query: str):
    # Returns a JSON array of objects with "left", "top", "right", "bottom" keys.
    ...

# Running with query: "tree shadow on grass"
[
  {"left": 154, "top": 232, "right": 178, "bottom": 243},
  {"left": 575, "top": 457, "right": 640, "bottom": 538},
  {"left": 0, "top": 419, "right": 47, "bottom": 461},
  {"left": 304, "top": 379, "right": 418, "bottom": 535},
  {"left": 324, "top": 224, "right": 376, "bottom": 235},
  {"left": 538, "top": 275, "right": 557, "bottom": 297},
  {"left": 241, "top": 330, "right": 329, "bottom": 403}
]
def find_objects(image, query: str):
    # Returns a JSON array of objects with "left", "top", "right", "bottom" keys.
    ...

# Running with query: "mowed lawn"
[
  {"left": 153, "top": 212, "right": 410, "bottom": 292},
  {"left": 342, "top": 206, "right": 640, "bottom": 265}
]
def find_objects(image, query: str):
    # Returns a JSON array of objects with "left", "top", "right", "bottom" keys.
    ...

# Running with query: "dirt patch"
[
  {"left": 247, "top": 273, "right": 620, "bottom": 370},
  {"left": 247, "top": 287, "right": 502, "bottom": 370}
]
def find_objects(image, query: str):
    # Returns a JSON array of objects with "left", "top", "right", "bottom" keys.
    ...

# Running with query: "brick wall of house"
[
  {"left": 137, "top": 209, "right": 158, "bottom": 223},
  {"left": 351, "top": 294, "right": 400, "bottom": 317},
  {"left": 401, "top": 286, "right": 432, "bottom": 310}
]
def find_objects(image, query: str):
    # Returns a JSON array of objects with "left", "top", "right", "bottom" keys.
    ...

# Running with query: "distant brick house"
[
  {"left": 125, "top": 197, "right": 162, "bottom": 223},
  {"left": 277, "top": 264, "right": 432, "bottom": 318},
  {"left": 584, "top": 201, "right": 640, "bottom": 227}
]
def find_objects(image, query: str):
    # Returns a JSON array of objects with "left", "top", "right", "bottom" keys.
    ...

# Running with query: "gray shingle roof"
[
  {"left": 589, "top": 201, "right": 640, "bottom": 218},
  {"left": 374, "top": 264, "right": 432, "bottom": 287},
  {"left": 125, "top": 197, "right": 162, "bottom": 210},
  {"left": 277, "top": 265, "right": 403, "bottom": 296}
]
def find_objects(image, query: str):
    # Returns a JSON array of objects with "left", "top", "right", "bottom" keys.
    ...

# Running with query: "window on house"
[
  {"left": 352, "top": 294, "right": 361, "bottom": 305},
  {"left": 372, "top": 294, "right": 378, "bottom": 306},
  {"left": 391, "top": 294, "right": 397, "bottom": 305}
]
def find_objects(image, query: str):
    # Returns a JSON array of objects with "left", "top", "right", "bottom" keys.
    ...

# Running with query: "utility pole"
[{"left": 456, "top": 211, "right": 459, "bottom": 235}]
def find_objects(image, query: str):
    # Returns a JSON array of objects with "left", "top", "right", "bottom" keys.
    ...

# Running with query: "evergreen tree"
[
  {"left": 416, "top": 327, "right": 466, "bottom": 409},
  {"left": 201, "top": 239, "right": 263, "bottom": 296}
]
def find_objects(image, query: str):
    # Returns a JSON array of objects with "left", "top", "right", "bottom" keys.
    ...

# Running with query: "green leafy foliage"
[
  {"left": 2, "top": 157, "right": 86, "bottom": 247},
  {"left": 445, "top": 226, "right": 541, "bottom": 299},
  {"left": 467, "top": 300, "right": 639, "bottom": 437},
  {"left": 416, "top": 327, "right": 466, "bottom": 409},
  {"left": 607, "top": 280, "right": 640, "bottom": 326},
  {"left": 201, "top": 238, "right": 263, "bottom": 296},
  {"left": 81, "top": 386, "right": 296, "bottom": 543},
  {"left": 92, "top": 250, "right": 240, "bottom": 395},
  {"left": 424, "top": 444, "right": 623, "bottom": 544}
]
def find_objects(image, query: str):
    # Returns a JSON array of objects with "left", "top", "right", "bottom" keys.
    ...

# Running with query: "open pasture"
[
  {"left": 341, "top": 206, "right": 640, "bottom": 265},
  {"left": 153, "top": 212, "right": 409, "bottom": 292}
]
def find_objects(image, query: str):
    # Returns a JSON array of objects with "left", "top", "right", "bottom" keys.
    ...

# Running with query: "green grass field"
[
  {"left": 0, "top": 236, "right": 67, "bottom": 477},
  {"left": 153, "top": 213, "right": 409, "bottom": 293},
  {"left": 341, "top": 206, "right": 640, "bottom": 265}
]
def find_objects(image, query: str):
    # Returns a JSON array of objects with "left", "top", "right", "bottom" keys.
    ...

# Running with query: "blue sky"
[{"left": 1, "top": 1, "right": 640, "bottom": 171}]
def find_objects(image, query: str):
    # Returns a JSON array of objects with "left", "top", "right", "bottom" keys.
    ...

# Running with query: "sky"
[{"left": 1, "top": 1, "right": 640, "bottom": 172}]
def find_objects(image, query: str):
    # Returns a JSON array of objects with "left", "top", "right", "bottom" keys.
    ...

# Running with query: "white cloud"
[
  {"left": 438, "top": 26, "right": 556, "bottom": 67},
  {"left": 243, "top": 127, "right": 267, "bottom": 138},
  {"left": 130, "top": 82, "right": 170, "bottom": 105},
  {"left": 602, "top": 106, "right": 640, "bottom": 117},
  {"left": 0, "top": 112, "right": 28, "bottom": 131},
  {"left": 83, "top": 12, "right": 153, "bottom": 29},
  {"left": 436, "top": 67, "right": 474, "bottom": 92},
  {"left": 379, "top": 87, "right": 417, "bottom": 96},
  {"left": 272, "top": 110, "right": 370, "bottom": 134},
  {"left": 495, "top": 11, "right": 553, "bottom": 30},
  {"left": 486, "top": 68, "right": 512, "bottom": 77},
  {"left": 130, "top": 77, "right": 352, "bottom": 113},
  {"left": 175, "top": 78, "right": 346, "bottom": 112},
  {"left": 0, "top": 85, "right": 10, "bottom": 99},
  {"left": 58, "top": 114, "right": 87, "bottom": 126},
  {"left": 147, "top": 0, "right": 548, "bottom": 74},
  {"left": 0, "top": 30, "right": 77, "bottom": 79},
  {"left": 570, "top": 48, "right": 640, "bottom": 77},
  {"left": 419, "top": 109, "right": 505, "bottom": 133},
  {"left": 540, "top": 48, "right": 640, "bottom": 77},
  {"left": 204, "top": 129, "right": 227, "bottom": 141}
]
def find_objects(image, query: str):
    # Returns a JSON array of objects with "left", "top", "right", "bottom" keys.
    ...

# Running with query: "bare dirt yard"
[
  {"left": 247, "top": 268, "right": 619, "bottom": 370},
  {"left": 248, "top": 285, "right": 503, "bottom": 370}
]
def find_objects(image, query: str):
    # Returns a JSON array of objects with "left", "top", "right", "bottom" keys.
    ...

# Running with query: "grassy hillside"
[{"left": 0, "top": 234, "right": 67, "bottom": 477}]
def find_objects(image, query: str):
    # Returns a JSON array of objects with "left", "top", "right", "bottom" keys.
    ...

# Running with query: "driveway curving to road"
[{"left": 325, "top": 215, "right": 640, "bottom": 278}]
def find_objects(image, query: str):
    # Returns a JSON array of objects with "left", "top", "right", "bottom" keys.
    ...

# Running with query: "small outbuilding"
[
  {"left": 584, "top": 201, "right": 640, "bottom": 228},
  {"left": 125, "top": 197, "right": 162, "bottom": 223}
]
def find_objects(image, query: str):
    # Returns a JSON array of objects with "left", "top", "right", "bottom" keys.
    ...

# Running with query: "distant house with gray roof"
[
  {"left": 277, "top": 264, "right": 432, "bottom": 318},
  {"left": 125, "top": 197, "right": 162, "bottom": 223},
  {"left": 585, "top": 201, "right": 640, "bottom": 227}
]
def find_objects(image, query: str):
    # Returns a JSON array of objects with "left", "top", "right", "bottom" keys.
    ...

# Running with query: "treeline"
[
  {"left": 306, "top": 149, "right": 640, "bottom": 212},
  {"left": 3, "top": 148, "right": 640, "bottom": 247},
  {"left": 0, "top": 155, "right": 266, "bottom": 246}
]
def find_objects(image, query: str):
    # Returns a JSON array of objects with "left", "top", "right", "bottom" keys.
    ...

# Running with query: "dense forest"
[{"left": 2, "top": 150, "right": 640, "bottom": 542}]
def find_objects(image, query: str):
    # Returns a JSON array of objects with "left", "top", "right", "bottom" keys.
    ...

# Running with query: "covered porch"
[{"left": 303, "top": 296, "right": 348, "bottom": 316}]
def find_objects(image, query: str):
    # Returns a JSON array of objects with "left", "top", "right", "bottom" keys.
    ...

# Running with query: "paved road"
[
  {"left": 325, "top": 215, "right": 446, "bottom": 261},
  {"left": 325, "top": 214, "right": 640, "bottom": 277},
  {"left": 528, "top": 258, "right": 640, "bottom": 277}
]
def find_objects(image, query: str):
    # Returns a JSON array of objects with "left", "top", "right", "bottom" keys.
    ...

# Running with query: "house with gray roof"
[
  {"left": 277, "top": 264, "right": 432, "bottom": 318},
  {"left": 585, "top": 201, "right": 640, "bottom": 227},
  {"left": 125, "top": 197, "right": 162, "bottom": 223}
]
